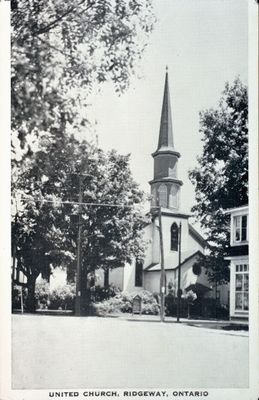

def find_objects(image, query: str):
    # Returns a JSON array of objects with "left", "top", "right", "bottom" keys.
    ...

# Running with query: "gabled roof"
[
  {"left": 188, "top": 224, "right": 207, "bottom": 248},
  {"left": 145, "top": 250, "right": 204, "bottom": 272},
  {"left": 185, "top": 282, "right": 212, "bottom": 294},
  {"left": 223, "top": 205, "right": 248, "bottom": 215}
]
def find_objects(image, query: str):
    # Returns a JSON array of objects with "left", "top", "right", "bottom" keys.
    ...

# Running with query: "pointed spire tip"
[{"left": 157, "top": 66, "right": 174, "bottom": 150}]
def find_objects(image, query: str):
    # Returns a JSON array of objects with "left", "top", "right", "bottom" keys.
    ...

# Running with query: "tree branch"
[
  {"left": 32, "top": 0, "right": 91, "bottom": 37},
  {"left": 38, "top": 37, "right": 73, "bottom": 59}
]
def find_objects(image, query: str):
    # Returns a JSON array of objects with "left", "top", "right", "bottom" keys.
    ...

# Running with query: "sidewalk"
[
  {"left": 104, "top": 312, "right": 249, "bottom": 335},
  {"left": 13, "top": 308, "right": 249, "bottom": 325}
]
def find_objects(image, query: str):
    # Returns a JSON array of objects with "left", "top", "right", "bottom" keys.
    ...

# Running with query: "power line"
[{"left": 19, "top": 196, "right": 136, "bottom": 209}]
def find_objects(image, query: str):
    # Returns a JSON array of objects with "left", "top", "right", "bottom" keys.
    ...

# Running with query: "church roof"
[
  {"left": 154, "top": 69, "right": 176, "bottom": 155},
  {"left": 145, "top": 250, "right": 203, "bottom": 271},
  {"left": 188, "top": 224, "right": 207, "bottom": 248}
]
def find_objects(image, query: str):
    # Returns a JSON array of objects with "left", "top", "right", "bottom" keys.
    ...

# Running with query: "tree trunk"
[
  {"left": 81, "top": 267, "right": 90, "bottom": 315},
  {"left": 104, "top": 268, "right": 109, "bottom": 288},
  {"left": 26, "top": 275, "right": 37, "bottom": 313}
]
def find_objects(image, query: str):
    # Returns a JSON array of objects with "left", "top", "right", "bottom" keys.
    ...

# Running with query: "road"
[{"left": 12, "top": 314, "right": 249, "bottom": 389}]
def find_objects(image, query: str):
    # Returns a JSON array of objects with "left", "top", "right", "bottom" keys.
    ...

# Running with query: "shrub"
[
  {"left": 184, "top": 290, "right": 197, "bottom": 303},
  {"left": 94, "top": 296, "right": 125, "bottom": 316},
  {"left": 12, "top": 284, "right": 27, "bottom": 310},
  {"left": 35, "top": 279, "right": 50, "bottom": 309},
  {"left": 48, "top": 283, "right": 76, "bottom": 310},
  {"left": 94, "top": 289, "right": 160, "bottom": 316},
  {"left": 27, "top": 280, "right": 120, "bottom": 312},
  {"left": 165, "top": 293, "right": 189, "bottom": 317},
  {"left": 165, "top": 292, "right": 229, "bottom": 320},
  {"left": 92, "top": 284, "right": 121, "bottom": 302}
]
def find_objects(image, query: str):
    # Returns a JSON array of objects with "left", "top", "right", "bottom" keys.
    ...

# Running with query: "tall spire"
[
  {"left": 150, "top": 68, "right": 182, "bottom": 211},
  {"left": 157, "top": 69, "right": 174, "bottom": 150}
]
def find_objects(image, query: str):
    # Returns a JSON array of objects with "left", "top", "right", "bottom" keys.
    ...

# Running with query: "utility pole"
[
  {"left": 176, "top": 222, "right": 182, "bottom": 323},
  {"left": 20, "top": 281, "right": 24, "bottom": 314},
  {"left": 158, "top": 206, "right": 166, "bottom": 322},
  {"left": 12, "top": 211, "right": 25, "bottom": 313},
  {"left": 11, "top": 220, "right": 17, "bottom": 296},
  {"left": 75, "top": 175, "right": 83, "bottom": 317},
  {"left": 215, "top": 281, "right": 217, "bottom": 319}
]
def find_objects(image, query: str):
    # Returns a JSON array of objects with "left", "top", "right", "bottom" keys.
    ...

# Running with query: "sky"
[{"left": 84, "top": 0, "right": 248, "bottom": 218}]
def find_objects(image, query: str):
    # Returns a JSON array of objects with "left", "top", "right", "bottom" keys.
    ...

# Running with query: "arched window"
[
  {"left": 151, "top": 187, "right": 157, "bottom": 206},
  {"left": 169, "top": 185, "right": 179, "bottom": 209},
  {"left": 158, "top": 184, "right": 167, "bottom": 207},
  {"left": 135, "top": 260, "right": 143, "bottom": 287},
  {"left": 171, "top": 222, "right": 179, "bottom": 251},
  {"left": 169, "top": 160, "right": 178, "bottom": 178}
]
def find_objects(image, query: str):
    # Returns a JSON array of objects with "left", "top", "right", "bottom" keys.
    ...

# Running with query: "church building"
[
  {"left": 47, "top": 70, "right": 229, "bottom": 308},
  {"left": 108, "top": 70, "right": 220, "bottom": 300}
]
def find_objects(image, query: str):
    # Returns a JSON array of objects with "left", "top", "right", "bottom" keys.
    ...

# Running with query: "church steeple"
[
  {"left": 149, "top": 69, "right": 183, "bottom": 210},
  {"left": 157, "top": 68, "right": 174, "bottom": 150}
]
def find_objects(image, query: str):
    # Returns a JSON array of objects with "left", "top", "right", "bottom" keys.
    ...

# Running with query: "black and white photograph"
[{"left": 0, "top": 0, "right": 258, "bottom": 399}]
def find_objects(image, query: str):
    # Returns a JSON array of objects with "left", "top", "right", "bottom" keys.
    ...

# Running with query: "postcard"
[{"left": 0, "top": 1, "right": 258, "bottom": 399}]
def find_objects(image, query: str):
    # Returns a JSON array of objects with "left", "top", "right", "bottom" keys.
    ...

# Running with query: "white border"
[
  {"left": 248, "top": 0, "right": 259, "bottom": 396},
  {"left": 0, "top": 0, "right": 11, "bottom": 399},
  {"left": 0, "top": 1, "right": 258, "bottom": 399}
]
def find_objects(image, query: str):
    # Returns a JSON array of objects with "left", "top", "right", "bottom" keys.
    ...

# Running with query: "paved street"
[{"left": 12, "top": 314, "right": 249, "bottom": 389}]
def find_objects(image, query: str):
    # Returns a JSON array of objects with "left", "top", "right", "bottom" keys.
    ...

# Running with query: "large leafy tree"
[
  {"left": 12, "top": 0, "right": 155, "bottom": 152},
  {"left": 189, "top": 78, "right": 248, "bottom": 284},
  {"left": 12, "top": 133, "right": 147, "bottom": 311}
]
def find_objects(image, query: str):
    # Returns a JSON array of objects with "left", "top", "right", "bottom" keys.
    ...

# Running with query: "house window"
[
  {"left": 135, "top": 261, "right": 143, "bottom": 287},
  {"left": 171, "top": 223, "right": 179, "bottom": 251},
  {"left": 235, "top": 264, "right": 249, "bottom": 311},
  {"left": 233, "top": 215, "right": 248, "bottom": 243},
  {"left": 158, "top": 184, "right": 167, "bottom": 207}
]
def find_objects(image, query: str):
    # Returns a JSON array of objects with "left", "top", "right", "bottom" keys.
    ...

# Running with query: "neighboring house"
[
  {"left": 12, "top": 257, "right": 27, "bottom": 287},
  {"left": 224, "top": 205, "right": 249, "bottom": 321}
]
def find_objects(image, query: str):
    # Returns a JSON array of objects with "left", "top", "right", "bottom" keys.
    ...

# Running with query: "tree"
[
  {"left": 189, "top": 78, "right": 248, "bottom": 284},
  {"left": 12, "top": 0, "right": 155, "bottom": 152},
  {"left": 12, "top": 133, "right": 147, "bottom": 311}
]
